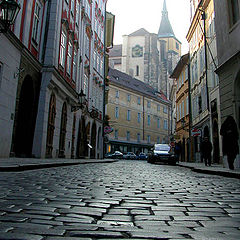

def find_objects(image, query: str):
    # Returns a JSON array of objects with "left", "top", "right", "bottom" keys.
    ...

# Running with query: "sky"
[{"left": 106, "top": 0, "right": 191, "bottom": 55}]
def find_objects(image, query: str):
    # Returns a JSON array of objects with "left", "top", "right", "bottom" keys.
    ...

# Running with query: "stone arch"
[
  {"left": 12, "top": 75, "right": 39, "bottom": 157},
  {"left": 46, "top": 93, "right": 56, "bottom": 158},
  {"left": 90, "top": 122, "right": 97, "bottom": 158},
  {"left": 212, "top": 118, "right": 220, "bottom": 163},
  {"left": 58, "top": 102, "right": 67, "bottom": 158},
  {"left": 233, "top": 70, "right": 240, "bottom": 131},
  {"left": 76, "top": 116, "right": 87, "bottom": 158}
]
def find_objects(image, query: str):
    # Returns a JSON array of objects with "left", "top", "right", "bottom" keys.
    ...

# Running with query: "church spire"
[{"left": 158, "top": 0, "right": 175, "bottom": 38}]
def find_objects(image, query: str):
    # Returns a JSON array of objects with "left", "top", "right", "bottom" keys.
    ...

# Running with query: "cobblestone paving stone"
[{"left": 0, "top": 160, "right": 240, "bottom": 239}]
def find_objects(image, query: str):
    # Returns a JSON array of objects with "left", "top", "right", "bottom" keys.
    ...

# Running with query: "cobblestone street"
[{"left": 0, "top": 160, "right": 240, "bottom": 239}]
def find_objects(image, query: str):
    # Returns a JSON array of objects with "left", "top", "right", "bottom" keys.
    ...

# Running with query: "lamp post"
[
  {"left": 0, "top": 0, "right": 21, "bottom": 33},
  {"left": 71, "top": 89, "right": 86, "bottom": 112}
]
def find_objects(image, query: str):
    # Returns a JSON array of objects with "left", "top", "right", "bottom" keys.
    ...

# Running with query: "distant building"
[
  {"left": 105, "top": 68, "right": 171, "bottom": 154},
  {"left": 109, "top": 0, "right": 181, "bottom": 99},
  {"left": 214, "top": 0, "right": 240, "bottom": 168}
]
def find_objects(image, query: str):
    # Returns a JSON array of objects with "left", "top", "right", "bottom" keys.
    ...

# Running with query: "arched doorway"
[
  {"left": 203, "top": 126, "right": 209, "bottom": 138},
  {"left": 58, "top": 102, "right": 67, "bottom": 158},
  {"left": 90, "top": 122, "right": 97, "bottom": 158},
  {"left": 46, "top": 94, "right": 56, "bottom": 158},
  {"left": 212, "top": 119, "right": 220, "bottom": 163},
  {"left": 76, "top": 116, "right": 87, "bottom": 158},
  {"left": 97, "top": 127, "right": 102, "bottom": 159},
  {"left": 13, "top": 76, "right": 39, "bottom": 157},
  {"left": 235, "top": 71, "right": 240, "bottom": 131}
]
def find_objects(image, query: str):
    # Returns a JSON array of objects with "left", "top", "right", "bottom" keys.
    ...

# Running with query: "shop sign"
[
  {"left": 104, "top": 126, "right": 113, "bottom": 134},
  {"left": 191, "top": 128, "right": 202, "bottom": 137}
]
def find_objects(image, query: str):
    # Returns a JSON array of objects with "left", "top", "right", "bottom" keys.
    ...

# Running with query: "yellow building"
[
  {"left": 106, "top": 68, "right": 171, "bottom": 154},
  {"left": 170, "top": 54, "right": 190, "bottom": 162}
]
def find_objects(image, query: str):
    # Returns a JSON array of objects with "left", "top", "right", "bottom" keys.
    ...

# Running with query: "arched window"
[
  {"left": 136, "top": 65, "right": 139, "bottom": 76},
  {"left": 46, "top": 94, "right": 56, "bottom": 157},
  {"left": 59, "top": 102, "right": 67, "bottom": 157}
]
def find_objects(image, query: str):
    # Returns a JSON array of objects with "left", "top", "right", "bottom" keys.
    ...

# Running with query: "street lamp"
[
  {"left": 71, "top": 89, "right": 86, "bottom": 112},
  {"left": 0, "top": 0, "right": 21, "bottom": 33}
]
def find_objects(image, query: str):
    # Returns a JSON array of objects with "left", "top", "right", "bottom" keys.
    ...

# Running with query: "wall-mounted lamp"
[
  {"left": 71, "top": 89, "right": 86, "bottom": 112},
  {"left": 0, "top": 0, "right": 21, "bottom": 33}
]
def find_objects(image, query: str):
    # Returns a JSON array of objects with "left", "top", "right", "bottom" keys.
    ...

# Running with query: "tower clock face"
[{"left": 132, "top": 45, "right": 143, "bottom": 57}]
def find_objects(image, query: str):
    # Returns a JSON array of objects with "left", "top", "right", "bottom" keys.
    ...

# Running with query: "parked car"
[
  {"left": 137, "top": 152, "right": 148, "bottom": 160},
  {"left": 123, "top": 152, "right": 137, "bottom": 160},
  {"left": 111, "top": 151, "right": 123, "bottom": 159},
  {"left": 147, "top": 144, "right": 176, "bottom": 165},
  {"left": 104, "top": 152, "right": 113, "bottom": 159}
]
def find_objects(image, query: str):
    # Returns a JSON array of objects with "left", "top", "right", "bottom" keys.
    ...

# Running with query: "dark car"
[
  {"left": 104, "top": 152, "right": 113, "bottom": 159},
  {"left": 137, "top": 152, "right": 148, "bottom": 160},
  {"left": 123, "top": 152, "right": 137, "bottom": 160},
  {"left": 111, "top": 151, "right": 123, "bottom": 159},
  {"left": 148, "top": 144, "right": 176, "bottom": 165}
]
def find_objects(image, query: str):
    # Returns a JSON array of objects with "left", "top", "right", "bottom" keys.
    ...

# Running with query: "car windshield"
[{"left": 154, "top": 144, "right": 170, "bottom": 151}]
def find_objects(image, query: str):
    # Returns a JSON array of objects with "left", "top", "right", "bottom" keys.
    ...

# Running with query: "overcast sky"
[{"left": 106, "top": 0, "right": 191, "bottom": 55}]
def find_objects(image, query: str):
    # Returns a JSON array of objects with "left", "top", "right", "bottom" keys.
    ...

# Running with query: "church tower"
[{"left": 157, "top": 0, "right": 181, "bottom": 98}]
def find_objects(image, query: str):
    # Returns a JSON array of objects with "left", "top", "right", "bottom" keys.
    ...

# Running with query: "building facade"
[
  {"left": 0, "top": 0, "right": 111, "bottom": 159},
  {"left": 214, "top": 0, "right": 240, "bottom": 168},
  {"left": 106, "top": 68, "right": 171, "bottom": 154},
  {"left": 170, "top": 53, "right": 190, "bottom": 162},
  {"left": 187, "top": 0, "right": 221, "bottom": 164}
]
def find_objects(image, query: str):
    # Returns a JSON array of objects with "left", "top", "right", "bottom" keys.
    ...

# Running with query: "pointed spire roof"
[{"left": 158, "top": 0, "right": 175, "bottom": 38}]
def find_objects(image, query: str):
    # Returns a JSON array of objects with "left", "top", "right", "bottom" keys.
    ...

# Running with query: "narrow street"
[{"left": 0, "top": 161, "right": 240, "bottom": 239}]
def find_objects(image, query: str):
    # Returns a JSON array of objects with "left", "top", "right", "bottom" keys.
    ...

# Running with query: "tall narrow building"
[{"left": 157, "top": 0, "right": 181, "bottom": 98}]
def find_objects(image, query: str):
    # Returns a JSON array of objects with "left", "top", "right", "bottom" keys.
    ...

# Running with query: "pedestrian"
[
  {"left": 174, "top": 142, "right": 181, "bottom": 162},
  {"left": 220, "top": 116, "right": 239, "bottom": 170},
  {"left": 201, "top": 136, "right": 213, "bottom": 166}
]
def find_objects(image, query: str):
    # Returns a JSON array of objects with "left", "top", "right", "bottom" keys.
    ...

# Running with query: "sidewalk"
[
  {"left": 178, "top": 161, "right": 240, "bottom": 179},
  {"left": 0, "top": 157, "right": 118, "bottom": 172}
]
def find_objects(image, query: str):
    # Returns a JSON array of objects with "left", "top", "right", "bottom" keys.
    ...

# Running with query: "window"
[
  {"left": 182, "top": 101, "right": 185, "bottom": 117},
  {"left": 186, "top": 96, "right": 189, "bottom": 115},
  {"left": 127, "top": 131, "right": 130, "bottom": 141},
  {"left": 85, "top": 34, "right": 90, "bottom": 58},
  {"left": 228, "top": 0, "right": 240, "bottom": 27},
  {"left": 137, "top": 97, "right": 141, "bottom": 105},
  {"left": 137, "top": 113, "right": 141, "bottom": 123},
  {"left": 137, "top": 133, "right": 141, "bottom": 142},
  {"left": 83, "top": 74, "right": 88, "bottom": 95},
  {"left": 157, "top": 104, "right": 160, "bottom": 111},
  {"left": 60, "top": 30, "right": 67, "bottom": 67},
  {"left": 147, "top": 115, "right": 150, "bottom": 126},
  {"left": 67, "top": 41, "right": 73, "bottom": 75},
  {"left": 147, "top": 135, "right": 151, "bottom": 144},
  {"left": 72, "top": 49, "right": 77, "bottom": 81},
  {"left": 136, "top": 65, "right": 139, "bottom": 76},
  {"left": 75, "top": 1, "right": 80, "bottom": 26},
  {"left": 71, "top": 0, "right": 75, "bottom": 16},
  {"left": 157, "top": 118, "right": 160, "bottom": 128},
  {"left": 115, "top": 130, "right": 118, "bottom": 139},
  {"left": 115, "top": 90, "right": 119, "bottom": 98},
  {"left": 127, "top": 94, "right": 131, "bottom": 102},
  {"left": 157, "top": 137, "right": 160, "bottom": 144},
  {"left": 185, "top": 66, "right": 188, "bottom": 80},
  {"left": 115, "top": 107, "right": 119, "bottom": 119},
  {"left": 147, "top": 101, "right": 151, "bottom": 108},
  {"left": 163, "top": 106, "right": 168, "bottom": 113},
  {"left": 198, "top": 95, "right": 202, "bottom": 114},
  {"left": 32, "top": 1, "right": 41, "bottom": 43},
  {"left": 164, "top": 119, "right": 168, "bottom": 130},
  {"left": 127, "top": 110, "right": 131, "bottom": 121},
  {"left": 176, "top": 42, "right": 179, "bottom": 50}
]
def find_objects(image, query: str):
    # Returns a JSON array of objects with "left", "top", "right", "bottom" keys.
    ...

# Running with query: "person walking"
[
  {"left": 201, "top": 137, "right": 213, "bottom": 166},
  {"left": 220, "top": 116, "right": 239, "bottom": 170}
]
